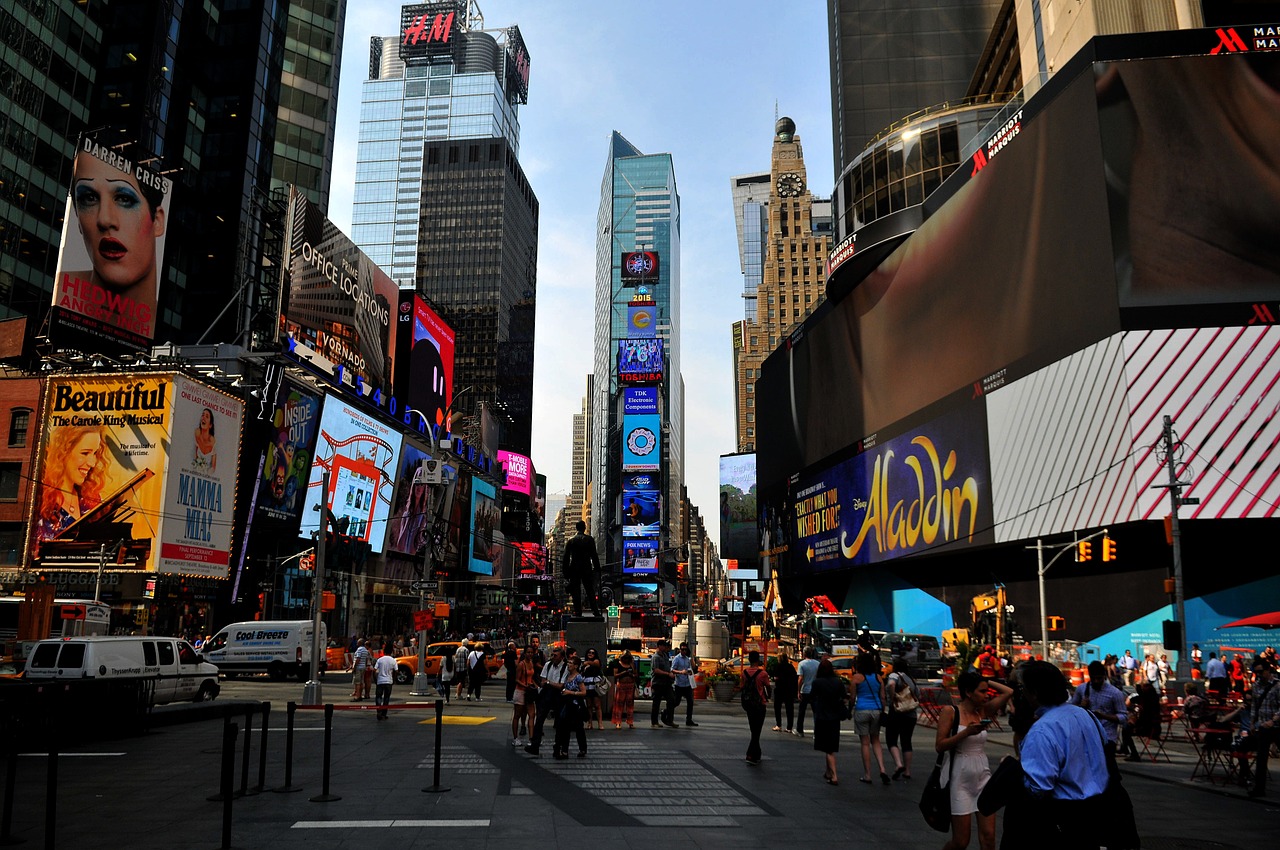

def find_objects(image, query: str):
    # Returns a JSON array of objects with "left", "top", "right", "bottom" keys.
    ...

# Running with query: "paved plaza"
[{"left": 3, "top": 684, "right": 1278, "bottom": 849}]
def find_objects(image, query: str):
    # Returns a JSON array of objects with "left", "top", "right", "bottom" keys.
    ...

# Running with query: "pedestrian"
[
  {"left": 935, "top": 671, "right": 1014, "bottom": 850},
  {"left": 350, "top": 638, "right": 371, "bottom": 699},
  {"left": 503, "top": 640, "right": 518, "bottom": 702},
  {"left": 795, "top": 645, "right": 820, "bottom": 737},
  {"left": 436, "top": 645, "right": 454, "bottom": 702},
  {"left": 511, "top": 647, "right": 537, "bottom": 745},
  {"left": 1191, "top": 643, "right": 1202, "bottom": 678},
  {"left": 668, "top": 642, "right": 697, "bottom": 727},
  {"left": 810, "top": 657, "right": 849, "bottom": 785},
  {"left": 1120, "top": 681, "right": 1161, "bottom": 761},
  {"left": 562, "top": 520, "right": 601, "bottom": 617},
  {"left": 525, "top": 646, "right": 569, "bottom": 757},
  {"left": 884, "top": 656, "right": 921, "bottom": 781},
  {"left": 373, "top": 642, "right": 396, "bottom": 720},
  {"left": 611, "top": 649, "right": 637, "bottom": 729},
  {"left": 1118, "top": 650, "right": 1138, "bottom": 688},
  {"left": 772, "top": 649, "right": 798, "bottom": 734},
  {"left": 850, "top": 650, "right": 891, "bottom": 785},
  {"left": 1069, "top": 660, "right": 1127, "bottom": 749},
  {"left": 1242, "top": 660, "right": 1280, "bottom": 798},
  {"left": 1142, "top": 654, "right": 1159, "bottom": 688},
  {"left": 1205, "top": 651, "right": 1228, "bottom": 696},
  {"left": 1157, "top": 653, "right": 1171, "bottom": 688},
  {"left": 468, "top": 643, "right": 489, "bottom": 701},
  {"left": 736, "top": 650, "right": 770, "bottom": 766},
  {"left": 582, "top": 648, "right": 606, "bottom": 730},
  {"left": 650, "top": 639, "right": 676, "bottom": 728},
  {"left": 554, "top": 657, "right": 589, "bottom": 759},
  {"left": 454, "top": 639, "right": 471, "bottom": 701},
  {"left": 1230, "top": 654, "right": 1247, "bottom": 694}
]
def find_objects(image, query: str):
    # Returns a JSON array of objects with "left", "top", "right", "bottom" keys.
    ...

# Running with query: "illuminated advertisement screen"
[
  {"left": 622, "top": 471, "right": 659, "bottom": 492},
  {"left": 394, "top": 292, "right": 456, "bottom": 431},
  {"left": 617, "top": 338, "right": 664, "bottom": 384},
  {"left": 620, "top": 250, "right": 659, "bottom": 285},
  {"left": 719, "top": 452, "right": 759, "bottom": 574},
  {"left": 399, "top": 1, "right": 464, "bottom": 62},
  {"left": 622, "top": 491, "right": 660, "bottom": 538},
  {"left": 786, "top": 401, "right": 994, "bottom": 575},
  {"left": 300, "top": 395, "right": 403, "bottom": 552},
  {"left": 623, "top": 538, "right": 659, "bottom": 574},
  {"left": 468, "top": 477, "right": 502, "bottom": 576},
  {"left": 623, "top": 581, "right": 659, "bottom": 602},
  {"left": 280, "top": 187, "right": 400, "bottom": 396},
  {"left": 498, "top": 449, "right": 532, "bottom": 496},
  {"left": 51, "top": 137, "right": 174, "bottom": 350},
  {"left": 627, "top": 302, "right": 657, "bottom": 337},
  {"left": 623, "top": 386, "right": 658, "bottom": 416},
  {"left": 252, "top": 379, "right": 322, "bottom": 533},
  {"left": 386, "top": 440, "right": 432, "bottom": 556},
  {"left": 514, "top": 541, "right": 545, "bottom": 574},
  {"left": 622, "top": 414, "right": 661, "bottom": 471}
]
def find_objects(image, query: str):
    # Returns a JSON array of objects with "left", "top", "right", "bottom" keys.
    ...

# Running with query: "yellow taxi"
[{"left": 391, "top": 641, "right": 502, "bottom": 685}]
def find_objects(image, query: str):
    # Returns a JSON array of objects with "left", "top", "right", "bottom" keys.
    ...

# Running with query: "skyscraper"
[
  {"left": 351, "top": 2, "right": 536, "bottom": 453},
  {"left": 592, "top": 132, "right": 683, "bottom": 588}
]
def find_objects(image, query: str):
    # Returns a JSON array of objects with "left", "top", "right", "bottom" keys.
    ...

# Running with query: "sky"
[{"left": 327, "top": 1, "right": 835, "bottom": 548}]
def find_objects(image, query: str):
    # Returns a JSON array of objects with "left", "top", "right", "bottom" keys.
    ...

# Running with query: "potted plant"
[{"left": 705, "top": 670, "right": 737, "bottom": 702}]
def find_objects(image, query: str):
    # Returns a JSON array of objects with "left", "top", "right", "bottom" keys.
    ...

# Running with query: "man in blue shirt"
[
  {"left": 794, "top": 646, "right": 820, "bottom": 737},
  {"left": 1205, "top": 652, "right": 1228, "bottom": 696},
  {"left": 665, "top": 642, "right": 697, "bottom": 727},
  {"left": 1069, "top": 661, "right": 1128, "bottom": 746}
]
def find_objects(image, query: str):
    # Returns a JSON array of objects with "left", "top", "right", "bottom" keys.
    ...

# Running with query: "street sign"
[
  {"left": 61, "top": 604, "right": 86, "bottom": 620},
  {"left": 413, "top": 609, "right": 434, "bottom": 631},
  {"left": 606, "top": 605, "right": 620, "bottom": 618},
  {"left": 410, "top": 580, "right": 438, "bottom": 592},
  {"left": 1180, "top": 497, "right": 1200, "bottom": 505}
]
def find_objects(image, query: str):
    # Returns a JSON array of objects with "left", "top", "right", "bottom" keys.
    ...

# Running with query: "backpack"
[{"left": 741, "top": 669, "right": 768, "bottom": 708}]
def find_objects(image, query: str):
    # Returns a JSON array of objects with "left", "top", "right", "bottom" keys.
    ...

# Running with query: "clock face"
[
  {"left": 625, "top": 252, "right": 655, "bottom": 276},
  {"left": 776, "top": 172, "right": 804, "bottom": 197}
]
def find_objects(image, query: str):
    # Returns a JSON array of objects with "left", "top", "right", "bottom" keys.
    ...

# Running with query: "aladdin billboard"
[
  {"left": 279, "top": 187, "right": 399, "bottom": 396},
  {"left": 29, "top": 374, "right": 243, "bottom": 578},
  {"left": 51, "top": 136, "right": 174, "bottom": 350}
]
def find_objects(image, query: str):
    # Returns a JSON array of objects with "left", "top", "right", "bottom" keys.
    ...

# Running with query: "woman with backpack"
[
  {"left": 737, "top": 650, "right": 771, "bottom": 766},
  {"left": 883, "top": 656, "right": 921, "bottom": 780}
]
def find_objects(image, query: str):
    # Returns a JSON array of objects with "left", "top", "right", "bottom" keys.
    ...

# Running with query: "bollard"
[
  {"left": 422, "top": 697, "right": 451, "bottom": 794},
  {"left": 219, "top": 721, "right": 238, "bottom": 850},
  {"left": 274, "top": 702, "right": 302, "bottom": 793},
  {"left": 238, "top": 703, "right": 255, "bottom": 797},
  {"left": 0, "top": 742, "right": 20, "bottom": 847},
  {"left": 255, "top": 702, "right": 271, "bottom": 793},
  {"left": 207, "top": 710, "right": 237, "bottom": 802},
  {"left": 44, "top": 692, "right": 58, "bottom": 850},
  {"left": 308, "top": 704, "right": 340, "bottom": 802}
]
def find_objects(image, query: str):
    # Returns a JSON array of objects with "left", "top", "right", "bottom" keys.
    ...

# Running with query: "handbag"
[
  {"left": 595, "top": 676, "right": 610, "bottom": 696},
  {"left": 920, "top": 705, "right": 959, "bottom": 832},
  {"left": 893, "top": 674, "right": 920, "bottom": 713}
]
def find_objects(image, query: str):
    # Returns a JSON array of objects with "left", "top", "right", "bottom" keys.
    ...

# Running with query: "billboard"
[
  {"left": 622, "top": 471, "right": 660, "bottom": 492},
  {"left": 158, "top": 377, "right": 245, "bottom": 577},
  {"left": 622, "top": 491, "right": 660, "bottom": 538},
  {"left": 399, "top": 1, "right": 464, "bottom": 62},
  {"left": 300, "top": 395, "right": 403, "bottom": 553},
  {"left": 394, "top": 292, "right": 456, "bottom": 431},
  {"left": 251, "top": 379, "right": 322, "bottom": 533},
  {"left": 386, "top": 440, "right": 433, "bottom": 556},
  {"left": 468, "top": 477, "right": 502, "bottom": 576},
  {"left": 622, "top": 414, "right": 661, "bottom": 471},
  {"left": 627, "top": 302, "right": 657, "bottom": 337},
  {"left": 620, "top": 250, "right": 659, "bottom": 285},
  {"left": 623, "top": 386, "right": 658, "bottom": 415},
  {"left": 623, "top": 538, "right": 659, "bottom": 574},
  {"left": 498, "top": 450, "right": 532, "bottom": 496},
  {"left": 719, "top": 452, "right": 759, "bottom": 574},
  {"left": 786, "top": 401, "right": 994, "bottom": 575},
  {"left": 51, "top": 136, "right": 174, "bottom": 349},
  {"left": 618, "top": 338, "right": 664, "bottom": 384},
  {"left": 279, "top": 187, "right": 399, "bottom": 396}
]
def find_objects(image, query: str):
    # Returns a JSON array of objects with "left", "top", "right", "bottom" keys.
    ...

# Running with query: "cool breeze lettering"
[{"left": 234, "top": 631, "right": 288, "bottom": 641}]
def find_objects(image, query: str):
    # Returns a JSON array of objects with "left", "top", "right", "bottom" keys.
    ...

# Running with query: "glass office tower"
[{"left": 592, "top": 132, "right": 684, "bottom": 582}]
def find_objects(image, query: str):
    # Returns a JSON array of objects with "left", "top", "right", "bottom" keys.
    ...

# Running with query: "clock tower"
[{"left": 732, "top": 117, "right": 830, "bottom": 452}]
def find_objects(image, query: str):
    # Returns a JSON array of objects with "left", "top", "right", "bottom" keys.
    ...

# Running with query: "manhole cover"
[{"left": 1139, "top": 839, "right": 1243, "bottom": 850}]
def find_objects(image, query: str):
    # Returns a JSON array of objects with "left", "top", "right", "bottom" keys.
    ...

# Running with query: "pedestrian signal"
[
  {"left": 1076, "top": 541, "right": 1093, "bottom": 562},
  {"left": 1047, "top": 616, "right": 1065, "bottom": 631}
]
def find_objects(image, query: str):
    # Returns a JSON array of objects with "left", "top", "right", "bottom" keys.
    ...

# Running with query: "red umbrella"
[{"left": 1218, "top": 612, "right": 1280, "bottom": 630}]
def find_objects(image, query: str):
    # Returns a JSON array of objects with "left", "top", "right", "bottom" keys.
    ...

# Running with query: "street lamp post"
[
  {"left": 302, "top": 467, "right": 330, "bottom": 705},
  {"left": 1033, "top": 528, "right": 1109, "bottom": 662}
]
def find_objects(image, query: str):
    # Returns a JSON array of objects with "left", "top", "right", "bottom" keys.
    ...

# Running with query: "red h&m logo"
[
  {"left": 971, "top": 149, "right": 988, "bottom": 176},
  {"left": 1210, "top": 27, "right": 1248, "bottom": 54},
  {"left": 404, "top": 11, "right": 454, "bottom": 46},
  {"left": 1247, "top": 303, "right": 1277, "bottom": 324}
]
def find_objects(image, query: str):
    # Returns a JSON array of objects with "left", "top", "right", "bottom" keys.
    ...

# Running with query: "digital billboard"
[
  {"left": 719, "top": 452, "right": 759, "bottom": 574},
  {"left": 386, "top": 440, "right": 433, "bottom": 556},
  {"left": 622, "top": 414, "right": 661, "bottom": 471},
  {"left": 468, "top": 477, "right": 502, "bottom": 576},
  {"left": 300, "top": 395, "right": 403, "bottom": 553},
  {"left": 623, "top": 386, "right": 658, "bottom": 416},
  {"left": 622, "top": 491, "right": 660, "bottom": 538},
  {"left": 158, "top": 377, "right": 244, "bottom": 577},
  {"left": 620, "top": 250, "right": 659, "bottom": 285},
  {"left": 623, "top": 538, "right": 659, "bottom": 574},
  {"left": 622, "top": 471, "right": 660, "bottom": 492},
  {"left": 623, "top": 581, "right": 658, "bottom": 602},
  {"left": 627, "top": 302, "right": 657, "bottom": 337},
  {"left": 498, "top": 450, "right": 532, "bottom": 497},
  {"left": 394, "top": 292, "right": 456, "bottom": 430},
  {"left": 50, "top": 136, "right": 174, "bottom": 350},
  {"left": 279, "top": 187, "right": 399, "bottom": 396},
  {"left": 617, "top": 339, "right": 664, "bottom": 384},
  {"left": 251, "top": 378, "right": 322, "bottom": 533}
]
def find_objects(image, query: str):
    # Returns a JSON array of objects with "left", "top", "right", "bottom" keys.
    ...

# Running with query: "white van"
[
  {"left": 200, "top": 620, "right": 326, "bottom": 681},
  {"left": 24, "top": 636, "right": 220, "bottom": 704}
]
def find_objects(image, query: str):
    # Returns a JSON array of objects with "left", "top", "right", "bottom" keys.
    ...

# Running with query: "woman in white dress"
[{"left": 936, "top": 671, "right": 1014, "bottom": 850}]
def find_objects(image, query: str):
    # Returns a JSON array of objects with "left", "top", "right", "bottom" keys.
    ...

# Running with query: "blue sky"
[{"left": 328, "top": 1, "right": 835, "bottom": 546}]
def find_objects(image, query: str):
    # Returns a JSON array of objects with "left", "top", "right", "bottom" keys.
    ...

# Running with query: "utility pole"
[
  {"left": 303, "top": 468, "right": 329, "bottom": 705},
  {"left": 411, "top": 469, "right": 435, "bottom": 697},
  {"left": 1157, "top": 415, "right": 1192, "bottom": 679}
]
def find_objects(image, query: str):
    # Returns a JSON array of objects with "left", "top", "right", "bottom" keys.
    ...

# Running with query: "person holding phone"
[{"left": 936, "top": 672, "right": 1014, "bottom": 850}]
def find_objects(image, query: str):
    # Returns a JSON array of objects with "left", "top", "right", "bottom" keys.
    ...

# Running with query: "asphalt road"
[{"left": 3, "top": 674, "right": 1277, "bottom": 849}]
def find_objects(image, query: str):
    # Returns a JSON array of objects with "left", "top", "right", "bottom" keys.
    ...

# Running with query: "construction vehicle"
[
  {"left": 945, "top": 585, "right": 1025, "bottom": 658},
  {"left": 778, "top": 595, "right": 861, "bottom": 657}
]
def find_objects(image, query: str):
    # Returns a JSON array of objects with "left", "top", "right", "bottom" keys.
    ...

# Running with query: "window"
[
  {"left": 746, "top": 428, "right": 754, "bottom": 438},
  {"left": 157, "top": 641, "right": 175, "bottom": 665},
  {"left": 8, "top": 410, "right": 29, "bottom": 447},
  {"left": 0, "top": 464, "right": 18, "bottom": 501},
  {"left": 143, "top": 642, "right": 157, "bottom": 666}
]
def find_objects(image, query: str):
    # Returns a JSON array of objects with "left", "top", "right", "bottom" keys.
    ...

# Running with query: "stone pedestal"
[{"left": 564, "top": 617, "right": 608, "bottom": 655}]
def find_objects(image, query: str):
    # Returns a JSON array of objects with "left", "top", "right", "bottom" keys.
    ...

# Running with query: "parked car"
[{"left": 25, "top": 636, "right": 220, "bottom": 704}]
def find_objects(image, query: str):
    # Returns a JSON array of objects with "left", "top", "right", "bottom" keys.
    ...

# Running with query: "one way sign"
[{"left": 410, "top": 581, "right": 437, "bottom": 592}]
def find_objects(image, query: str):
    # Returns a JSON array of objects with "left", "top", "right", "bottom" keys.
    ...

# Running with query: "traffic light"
[
  {"left": 1101, "top": 536, "right": 1117, "bottom": 562},
  {"left": 1076, "top": 540, "right": 1093, "bottom": 562},
  {"left": 676, "top": 563, "right": 688, "bottom": 583}
]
